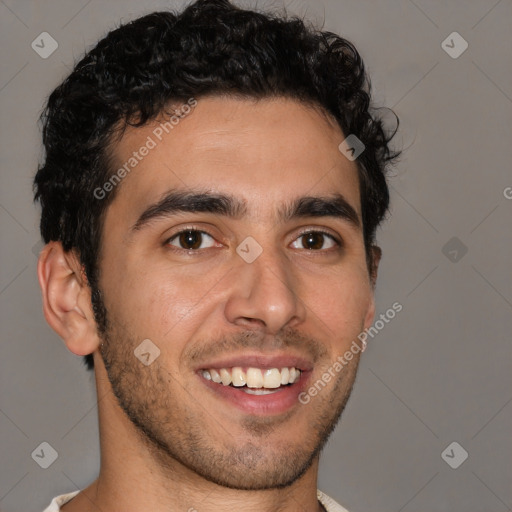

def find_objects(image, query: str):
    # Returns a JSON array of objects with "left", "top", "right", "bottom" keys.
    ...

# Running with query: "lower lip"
[{"left": 198, "top": 372, "right": 310, "bottom": 415}]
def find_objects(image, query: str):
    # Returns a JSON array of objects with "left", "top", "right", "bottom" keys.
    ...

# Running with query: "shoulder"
[
  {"left": 317, "top": 489, "right": 351, "bottom": 512},
  {"left": 42, "top": 490, "right": 80, "bottom": 512}
]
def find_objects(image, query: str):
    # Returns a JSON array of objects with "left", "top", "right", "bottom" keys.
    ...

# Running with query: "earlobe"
[{"left": 37, "top": 241, "right": 101, "bottom": 357}]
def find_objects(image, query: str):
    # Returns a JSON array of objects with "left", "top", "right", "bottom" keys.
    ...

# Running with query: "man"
[{"left": 34, "top": 0, "right": 399, "bottom": 510}]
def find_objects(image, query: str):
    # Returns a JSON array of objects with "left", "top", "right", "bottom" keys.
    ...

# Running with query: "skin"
[{"left": 38, "top": 96, "right": 380, "bottom": 512}]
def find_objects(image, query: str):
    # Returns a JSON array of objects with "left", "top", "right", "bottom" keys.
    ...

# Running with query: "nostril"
[{"left": 238, "top": 317, "right": 266, "bottom": 329}]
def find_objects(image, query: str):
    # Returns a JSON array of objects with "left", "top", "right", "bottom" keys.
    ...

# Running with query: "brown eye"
[
  {"left": 291, "top": 231, "right": 339, "bottom": 251},
  {"left": 168, "top": 230, "right": 216, "bottom": 250}
]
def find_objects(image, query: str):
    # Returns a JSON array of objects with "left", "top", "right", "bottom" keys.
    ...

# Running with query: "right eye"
[{"left": 166, "top": 229, "right": 219, "bottom": 251}]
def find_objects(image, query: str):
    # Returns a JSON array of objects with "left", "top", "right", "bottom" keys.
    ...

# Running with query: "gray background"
[{"left": 1, "top": 0, "right": 511, "bottom": 511}]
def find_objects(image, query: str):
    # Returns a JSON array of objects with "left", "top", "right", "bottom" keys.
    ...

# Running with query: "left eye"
[
  {"left": 167, "top": 230, "right": 217, "bottom": 250},
  {"left": 290, "top": 231, "right": 339, "bottom": 250}
]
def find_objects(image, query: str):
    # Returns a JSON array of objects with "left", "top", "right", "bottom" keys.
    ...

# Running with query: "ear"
[
  {"left": 37, "top": 241, "right": 101, "bottom": 357},
  {"left": 362, "top": 245, "right": 382, "bottom": 331}
]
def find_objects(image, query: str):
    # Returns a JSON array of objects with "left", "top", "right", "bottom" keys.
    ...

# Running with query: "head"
[{"left": 34, "top": 0, "right": 399, "bottom": 491}]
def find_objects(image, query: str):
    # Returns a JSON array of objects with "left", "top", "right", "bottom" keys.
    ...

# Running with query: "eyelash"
[{"left": 164, "top": 226, "right": 343, "bottom": 253}]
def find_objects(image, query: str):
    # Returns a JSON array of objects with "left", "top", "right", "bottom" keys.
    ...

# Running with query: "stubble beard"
[{"left": 95, "top": 293, "right": 360, "bottom": 491}]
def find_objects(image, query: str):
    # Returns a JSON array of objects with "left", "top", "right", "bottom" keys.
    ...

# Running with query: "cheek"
[
  {"left": 105, "top": 257, "right": 227, "bottom": 341},
  {"left": 303, "top": 269, "right": 373, "bottom": 343}
]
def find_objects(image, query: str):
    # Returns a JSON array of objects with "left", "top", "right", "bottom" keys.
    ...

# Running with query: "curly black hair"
[{"left": 33, "top": 0, "right": 400, "bottom": 371}]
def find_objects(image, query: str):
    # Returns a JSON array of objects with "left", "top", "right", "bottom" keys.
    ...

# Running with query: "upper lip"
[{"left": 194, "top": 353, "right": 314, "bottom": 372}]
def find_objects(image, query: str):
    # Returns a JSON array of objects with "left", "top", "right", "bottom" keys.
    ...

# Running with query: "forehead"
[{"left": 105, "top": 96, "right": 361, "bottom": 227}]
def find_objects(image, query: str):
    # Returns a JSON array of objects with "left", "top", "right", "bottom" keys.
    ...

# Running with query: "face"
[{"left": 96, "top": 96, "right": 376, "bottom": 490}]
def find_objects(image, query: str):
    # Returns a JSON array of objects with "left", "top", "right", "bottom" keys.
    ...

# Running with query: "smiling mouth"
[{"left": 200, "top": 366, "right": 302, "bottom": 394}]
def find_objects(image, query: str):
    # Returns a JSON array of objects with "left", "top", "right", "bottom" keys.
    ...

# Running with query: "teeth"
[
  {"left": 201, "top": 366, "right": 301, "bottom": 388},
  {"left": 220, "top": 368, "right": 231, "bottom": 386},
  {"left": 231, "top": 367, "right": 246, "bottom": 387},
  {"left": 243, "top": 387, "right": 280, "bottom": 395},
  {"left": 263, "top": 368, "right": 281, "bottom": 388},
  {"left": 210, "top": 369, "right": 221, "bottom": 383},
  {"left": 246, "top": 368, "right": 264, "bottom": 388}
]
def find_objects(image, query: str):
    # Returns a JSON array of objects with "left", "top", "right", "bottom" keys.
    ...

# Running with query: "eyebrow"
[{"left": 130, "top": 189, "right": 360, "bottom": 232}]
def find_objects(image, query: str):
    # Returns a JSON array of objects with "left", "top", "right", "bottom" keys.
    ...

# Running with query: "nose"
[{"left": 224, "top": 247, "right": 307, "bottom": 334}]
